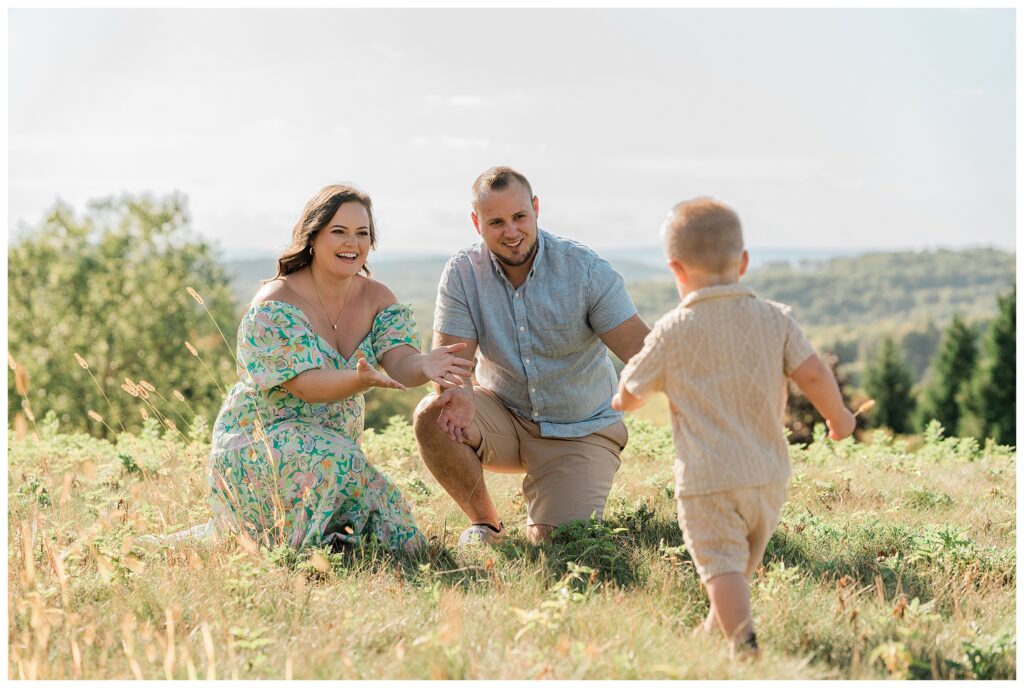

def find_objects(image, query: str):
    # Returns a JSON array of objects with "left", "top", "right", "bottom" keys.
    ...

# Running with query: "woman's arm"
[
  {"left": 281, "top": 357, "right": 405, "bottom": 403},
  {"left": 379, "top": 342, "right": 473, "bottom": 388}
]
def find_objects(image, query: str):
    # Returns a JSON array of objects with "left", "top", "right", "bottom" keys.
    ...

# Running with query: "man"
[{"left": 413, "top": 166, "right": 650, "bottom": 545}]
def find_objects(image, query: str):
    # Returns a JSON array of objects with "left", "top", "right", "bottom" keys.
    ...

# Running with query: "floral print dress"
[{"left": 207, "top": 300, "right": 426, "bottom": 555}]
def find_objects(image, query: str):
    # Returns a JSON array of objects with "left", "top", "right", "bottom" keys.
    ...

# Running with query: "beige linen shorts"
[
  {"left": 676, "top": 481, "right": 788, "bottom": 583},
  {"left": 471, "top": 387, "right": 627, "bottom": 527}
]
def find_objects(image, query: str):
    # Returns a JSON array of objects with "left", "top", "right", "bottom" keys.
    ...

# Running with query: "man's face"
[{"left": 471, "top": 180, "right": 540, "bottom": 269}]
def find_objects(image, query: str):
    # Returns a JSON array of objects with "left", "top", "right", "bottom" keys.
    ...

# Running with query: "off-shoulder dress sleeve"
[
  {"left": 371, "top": 303, "right": 422, "bottom": 359},
  {"left": 238, "top": 301, "right": 325, "bottom": 391}
]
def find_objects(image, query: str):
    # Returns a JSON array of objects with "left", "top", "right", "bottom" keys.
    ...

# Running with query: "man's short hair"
[
  {"left": 662, "top": 197, "right": 745, "bottom": 273},
  {"left": 471, "top": 166, "right": 534, "bottom": 210}
]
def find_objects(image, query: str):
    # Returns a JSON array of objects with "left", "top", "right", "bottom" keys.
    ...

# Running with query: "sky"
[{"left": 8, "top": 8, "right": 1016, "bottom": 259}]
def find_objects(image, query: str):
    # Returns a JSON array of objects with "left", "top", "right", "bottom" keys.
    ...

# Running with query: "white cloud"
[
  {"left": 370, "top": 42, "right": 404, "bottom": 59},
  {"left": 9, "top": 132, "right": 190, "bottom": 154},
  {"left": 449, "top": 95, "right": 485, "bottom": 107},
  {"left": 245, "top": 118, "right": 290, "bottom": 136},
  {"left": 439, "top": 136, "right": 490, "bottom": 150},
  {"left": 606, "top": 155, "right": 822, "bottom": 184},
  {"left": 408, "top": 135, "right": 490, "bottom": 150},
  {"left": 422, "top": 92, "right": 526, "bottom": 109},
  {"left": 950, "top": 87, "right": 989, "bottom": 98},
  {"left": 424, "top": 93, "right": 487, "bottom": 107}
]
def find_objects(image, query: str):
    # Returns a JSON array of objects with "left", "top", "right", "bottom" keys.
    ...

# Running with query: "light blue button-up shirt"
[{"left": 434, "top": 229, "right": 638, "bottom": 438}]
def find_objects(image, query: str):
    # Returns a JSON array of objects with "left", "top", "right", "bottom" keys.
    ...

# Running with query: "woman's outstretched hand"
[
  {"left": 421, "top": 342, "right": 473, "bottom": 388},
  {"left": 356, "top": 354, "right": 406, "bottom": 391}
]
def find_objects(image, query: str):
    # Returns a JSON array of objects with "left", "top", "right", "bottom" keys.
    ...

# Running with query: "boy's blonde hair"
[{"left": 662, "top": 197, "right": 744, "bottom": 273}]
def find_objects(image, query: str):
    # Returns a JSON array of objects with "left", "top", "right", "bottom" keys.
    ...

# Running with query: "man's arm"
[
  {"left": 430, "top": 331, "right": 479, "bottom": 442},
  {"left": 598, "top": 314, "right": 651, "bottom": 364}
]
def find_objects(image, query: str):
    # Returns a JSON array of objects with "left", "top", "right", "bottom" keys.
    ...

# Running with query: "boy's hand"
[
  {"left": 826, "top": 410, "right": 856, "bottom": 441},
  {"left": 612, "top": 387, "right": 645, "bottom": 412}
]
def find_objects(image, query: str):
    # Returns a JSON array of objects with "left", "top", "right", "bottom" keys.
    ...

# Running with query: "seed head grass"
[{"left": 7, "top": 412, "right": 1015, "bottom": 679}]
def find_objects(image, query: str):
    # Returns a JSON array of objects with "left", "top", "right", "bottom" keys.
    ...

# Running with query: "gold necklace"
[{"left": 310, "top": 269, "right": 354, "bottom": 331}]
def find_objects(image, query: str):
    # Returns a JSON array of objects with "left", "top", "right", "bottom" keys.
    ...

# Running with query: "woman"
[{"left": 206, "top": 184, "right": 470, "bottom": 555}]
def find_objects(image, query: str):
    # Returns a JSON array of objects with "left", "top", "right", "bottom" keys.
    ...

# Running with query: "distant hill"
[
  {"left": 627, "top": 248, "right": 1015, "bottom": 329},
  {"left": 223, "top": 257, "right": 449, "bottom": 308},
  {"left": 225, "top": 247, "right": 1014, "bottom": 324},
  {"left": 627, "top": 247, "right": 1014, "bottom": 382},
  {"left": 223, "top": 254, "right": 667, "bottom": 307}
]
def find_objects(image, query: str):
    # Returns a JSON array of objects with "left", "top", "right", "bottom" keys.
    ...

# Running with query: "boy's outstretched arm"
[{"left": 789, "top": 355, "right": 856, "bottom": 440}]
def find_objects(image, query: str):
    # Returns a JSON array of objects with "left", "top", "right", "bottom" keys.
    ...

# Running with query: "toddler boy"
[{"left": 612, "top": 198, "right": 855, "bottom": 657}]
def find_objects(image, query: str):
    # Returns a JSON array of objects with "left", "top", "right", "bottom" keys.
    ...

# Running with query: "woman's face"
[{"left": 310, "top": 202, "right": 372, "bottom": 278}]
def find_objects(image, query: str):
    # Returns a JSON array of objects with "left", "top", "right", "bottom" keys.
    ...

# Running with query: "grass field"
[{"left": 7, "top": 412, "right": 1016, "bottom": 679}]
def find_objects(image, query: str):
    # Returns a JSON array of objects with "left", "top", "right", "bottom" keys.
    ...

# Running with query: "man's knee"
[{"left": 412, "top": 394, "right": 441, "bottom": 438}]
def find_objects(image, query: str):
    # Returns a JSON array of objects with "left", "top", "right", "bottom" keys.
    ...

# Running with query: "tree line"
[
  {"left": 6, "top": 193, "right": 1017, "bottom": 447},
  {"left": 859, "top": 290, "right": 1015, "bottom": 445}
]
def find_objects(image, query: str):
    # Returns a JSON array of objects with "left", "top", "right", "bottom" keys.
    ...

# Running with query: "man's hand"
[{"left": 434, "top": 384, "right": 475, "bottom": 443}]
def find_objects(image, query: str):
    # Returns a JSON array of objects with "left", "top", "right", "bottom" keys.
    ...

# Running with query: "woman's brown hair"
[{"left": 273, "top": 184, "right": 377, "bottom": 278}]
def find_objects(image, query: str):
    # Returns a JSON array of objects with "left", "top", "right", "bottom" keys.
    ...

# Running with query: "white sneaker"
[{"left": 457, "top": 522, "right": 505, "bottom": 547}]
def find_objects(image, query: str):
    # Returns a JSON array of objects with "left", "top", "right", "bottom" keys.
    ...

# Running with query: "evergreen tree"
[
  {"left": 918, "top": 315, "right": 977, "bottom": 435},
  {"left": 863, "top": 337, "right": 916, "bottom": 433},
  {"left": 973, "top": 287, "right": 1016, "bottom": 446}
]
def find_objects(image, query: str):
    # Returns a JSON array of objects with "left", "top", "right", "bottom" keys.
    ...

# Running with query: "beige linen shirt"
[{"left": 621, "top": 283, "right": 817, "bottom": 496}]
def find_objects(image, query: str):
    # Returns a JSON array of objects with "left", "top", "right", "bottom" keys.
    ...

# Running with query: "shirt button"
[
  {"left": 515, "top": 292, "right": 520, "bottom": 298},
  {"left": 531, "top": 387, "right": 536, "bottom": 393},
  {"left": 525, "top": 358, "right": 531, "bottom": 364},
  {"left": 519, "top": 326, "right": 525, "bottom": 332},
  {"left": 532, "top": 411, "right": 539, "bottom": 418}
]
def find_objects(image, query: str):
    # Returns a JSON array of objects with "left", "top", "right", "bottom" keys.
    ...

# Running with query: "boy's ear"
[
  {"left": 471, "top": 212, "right": 482, "bottom": 236},
  {"left": 738, "top": 250, "right": 749, "bottom": 277},
  {"left": 667, "top": 258, "right": 688, "bottom": 284}
]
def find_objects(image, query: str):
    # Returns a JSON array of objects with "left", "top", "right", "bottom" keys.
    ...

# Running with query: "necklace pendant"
[{"left": 332, "top": 324, "right": 338, "bottom": 330}]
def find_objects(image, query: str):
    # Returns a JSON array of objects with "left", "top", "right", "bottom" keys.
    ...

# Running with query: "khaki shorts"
[
  {"left": 471, "top": 387, "right": 627, "bottom": 527},
  {"left": 676, "top": 481, "right": 788, "bottom": 583}
]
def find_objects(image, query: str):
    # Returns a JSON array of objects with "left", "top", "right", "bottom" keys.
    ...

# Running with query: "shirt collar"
[{"left": 681, "top": 283, "right": 757, "bottom": 308}]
